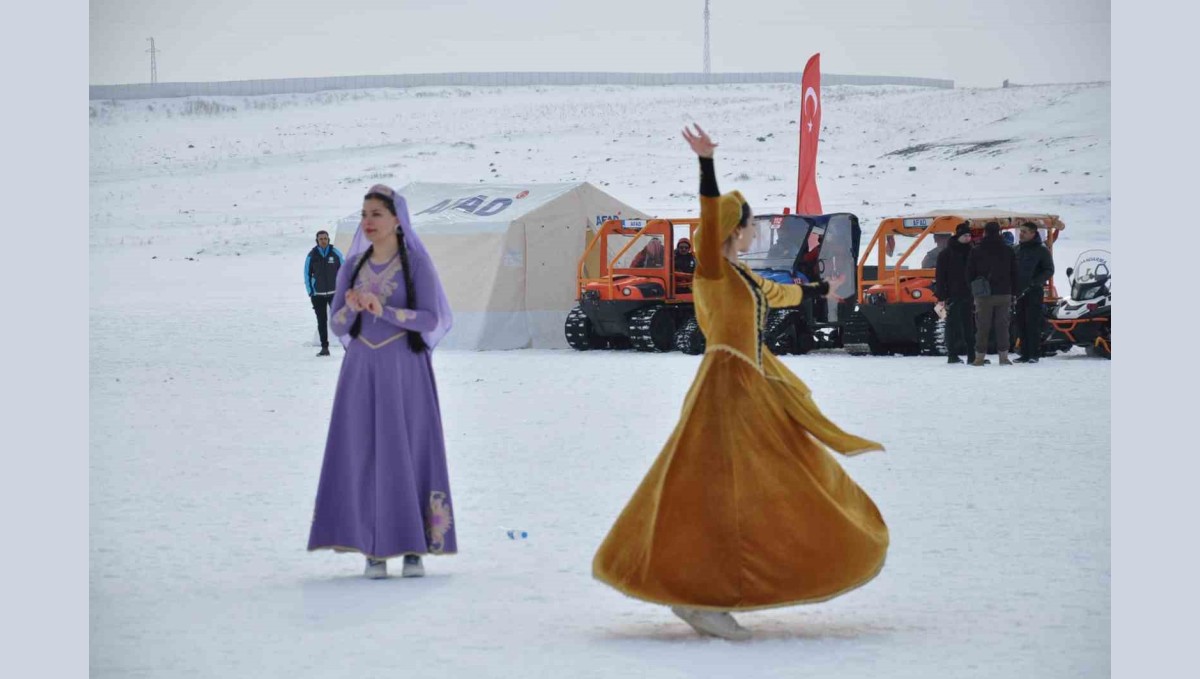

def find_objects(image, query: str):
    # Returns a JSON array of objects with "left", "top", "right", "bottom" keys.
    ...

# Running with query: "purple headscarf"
[{"left": 338, "top": 184, "right": 454, "bottom": 349}]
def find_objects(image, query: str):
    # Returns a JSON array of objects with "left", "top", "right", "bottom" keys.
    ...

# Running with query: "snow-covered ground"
[{"left": 90, "top": 82, "right": 1110, "bottom": 677}]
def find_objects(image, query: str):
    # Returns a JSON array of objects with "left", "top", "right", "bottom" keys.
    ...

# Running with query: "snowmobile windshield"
[
  {"left": 892, "top": 228, "right": 952, "bottom": 271},
  {"left": 608, "top": 233, "right": 666, "bottom": 270},
  {"left": 817, "top": 214, "right": 857, "bottom": 301},
  {"left": 1070, "top": 250, "right": 1111, "bottom": 300},
  {"left": 740, "top": 215, "right": 811, "bottom": 272}
]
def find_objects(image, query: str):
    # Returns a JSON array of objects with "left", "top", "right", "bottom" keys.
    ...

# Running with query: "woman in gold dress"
[{"left": 592, "top": 125, "right": 889, "bottom": 640}]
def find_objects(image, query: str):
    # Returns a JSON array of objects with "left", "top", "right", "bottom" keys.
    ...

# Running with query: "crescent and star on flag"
[{"left": 804, "top": 87, "right": 819, "bottom": 132}]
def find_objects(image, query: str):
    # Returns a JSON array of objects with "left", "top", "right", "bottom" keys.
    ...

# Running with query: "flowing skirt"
[
  {"left": 308, "top": 337, "right": 456, "bottom": 559},
  {"left": 592, "top": 349, "right": 887, "bottom": 610}
]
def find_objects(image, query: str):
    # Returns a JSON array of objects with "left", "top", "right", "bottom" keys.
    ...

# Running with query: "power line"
[{"left": 703, "top": 1, "right": 711, "bottom": 75}]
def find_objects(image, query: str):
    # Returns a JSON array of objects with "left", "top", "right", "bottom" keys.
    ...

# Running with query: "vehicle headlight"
[{"left": 622, "top": 287, "right": 632, "bottom": 296}]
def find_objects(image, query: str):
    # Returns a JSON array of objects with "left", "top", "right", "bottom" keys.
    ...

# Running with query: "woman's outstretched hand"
[{"left": 682, "top": 124, "right": 717, "bottom": 158}]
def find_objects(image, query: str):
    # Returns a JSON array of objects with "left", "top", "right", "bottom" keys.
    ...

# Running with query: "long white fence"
[{"left": 89, "top": 71, "right": 953, "bottom": 101}]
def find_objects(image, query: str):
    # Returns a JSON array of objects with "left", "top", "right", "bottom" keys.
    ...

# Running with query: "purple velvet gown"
[{"left": 307, "top": 252, "right": 456, "bottom": 559}]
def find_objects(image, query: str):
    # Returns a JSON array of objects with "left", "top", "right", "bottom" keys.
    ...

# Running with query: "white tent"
[{"left": 333, "top": 182, "right": 647, "bottom": 350}]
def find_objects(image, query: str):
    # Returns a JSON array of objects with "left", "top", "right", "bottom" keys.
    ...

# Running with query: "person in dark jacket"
[
  {"left": 305, "top": 230, "right": 345, "bottom": 356},
  {"left": 1012, "top": 221, "right": 1055, "bottom": 363},
  {"left": 934, "top": 222, "right": 977, "bottom": 364},
  {"left": 966, "top": 221, "right": 1018, "bottom": 366},
  {"left": 674, "top": 238, "right": 696, "bottom": 273}
]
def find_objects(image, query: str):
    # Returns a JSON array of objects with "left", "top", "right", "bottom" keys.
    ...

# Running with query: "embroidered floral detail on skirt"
[{"left": 427, "top": 491, "right": 453, "bottom": 554}]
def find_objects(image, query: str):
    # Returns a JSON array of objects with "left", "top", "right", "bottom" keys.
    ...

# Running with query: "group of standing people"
[
  {"left": 300, "top": 126, "right": 888, "bottom": 641},
  {"left": 934, "top": 220, "right": 1055, "bottom": 365}
]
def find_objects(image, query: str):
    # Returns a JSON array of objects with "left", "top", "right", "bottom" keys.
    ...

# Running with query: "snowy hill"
[{"left": 89, "top": 82, "right": 1108, "bottom": 256}]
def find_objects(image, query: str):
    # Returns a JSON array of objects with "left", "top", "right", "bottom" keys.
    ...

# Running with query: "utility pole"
[
  {"left": 147, "top": 38, "right": 160, "bottom": 84},
  {"left": 703, "top": 1, "right": 711, "bottom": 74}
]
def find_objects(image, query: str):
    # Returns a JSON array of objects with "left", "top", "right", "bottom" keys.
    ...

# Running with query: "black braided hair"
[
  {"left": 395, "top": 228, "right": 429, "bottom": 352},
  {"left": 346, "top": 245, "right": 374, "bottom": 340},
  {"left": 355, "top": 191, "right": 429, "bottom": 353}
]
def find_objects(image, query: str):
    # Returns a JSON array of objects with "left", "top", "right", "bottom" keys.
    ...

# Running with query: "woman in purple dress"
[{"left": 307, "top": 184, "right": 456, "bottom": 579}]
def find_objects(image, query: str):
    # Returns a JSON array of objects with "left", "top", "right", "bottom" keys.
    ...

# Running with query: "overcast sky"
[{"left": 90, "top": 0, "right": 1110, "bottom": 88}]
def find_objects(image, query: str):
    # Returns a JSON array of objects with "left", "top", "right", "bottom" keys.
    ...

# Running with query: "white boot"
[
  {"left": 401, "top": 554, "right": 425, "bottom": 578},
  {"left": 671, "top": 606, "right": 752, "bottom": 640},
  {"left": 364, "top": 557, "right": 387, "bottom": 579}
]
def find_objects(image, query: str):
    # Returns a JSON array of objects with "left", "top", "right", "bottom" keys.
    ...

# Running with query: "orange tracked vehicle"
[{"left": 565, "top": 218, "right": 700, "bottom": 352}]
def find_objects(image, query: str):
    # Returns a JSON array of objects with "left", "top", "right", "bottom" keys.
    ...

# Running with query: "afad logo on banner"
[
  {"left": 415, "top": 190, "right": 531, "bottom": 218},
  {"left": 796, "top": 53, "right": 823, "bottom": 216},
  {"left": 593, "top": 212, "right": 625, "bottom": 226}
]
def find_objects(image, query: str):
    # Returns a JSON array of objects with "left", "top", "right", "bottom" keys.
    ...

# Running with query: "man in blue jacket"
[{"left": 305, "top": 230, "right": 344, "bottom": 356}]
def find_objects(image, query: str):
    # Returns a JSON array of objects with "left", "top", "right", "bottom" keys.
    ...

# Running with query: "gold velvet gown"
[{"left": 592, "top": 189, "right": 889, "bottom": 611}]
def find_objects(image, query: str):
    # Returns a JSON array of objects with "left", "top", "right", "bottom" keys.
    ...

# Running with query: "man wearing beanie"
[
  {"left": 966, "top": 221, "right": 1018, "bottom": 366},
  {"left": 934, "top": 222, "right": 978, "bottom": 364},
  {"left": 1013, "top": 221, "right": 1055, "bottom": 363}
]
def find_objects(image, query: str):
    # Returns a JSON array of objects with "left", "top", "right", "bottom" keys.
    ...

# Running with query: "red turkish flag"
[{"left": 796, "top": 53, "right": 823, "bottom": 215}]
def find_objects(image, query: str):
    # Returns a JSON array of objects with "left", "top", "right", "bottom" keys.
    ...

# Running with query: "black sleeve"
[
  {"left": 1037, "top": 248, "right": 1055, "bottom": 287},
  {"left": 699, "top": 157, "right": 720, "bottom": 198},
  {"left": 801, "top": 279, "right": 830, "bottom": 296}
]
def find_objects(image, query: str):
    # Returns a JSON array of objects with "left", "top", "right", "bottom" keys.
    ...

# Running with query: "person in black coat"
[
  {"left": 966, "top": 221, "right": 1018, "bottom": 366},
  {"left": 305, "top": 230, "right": 345, "bottom": 356},
  {"left": 934, "top": 222, "right": 977, "bottom": 364},
  {"left": 674, "top": 238, "right": 696, "bottom": 273},
  {"left": 1012, "top": 221, "right": 1055, "bottom": 363}
]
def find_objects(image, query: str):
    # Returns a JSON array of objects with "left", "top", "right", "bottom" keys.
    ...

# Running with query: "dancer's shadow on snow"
[{"left": 597, "top": 618, "right": 900, "bottom": 643}]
